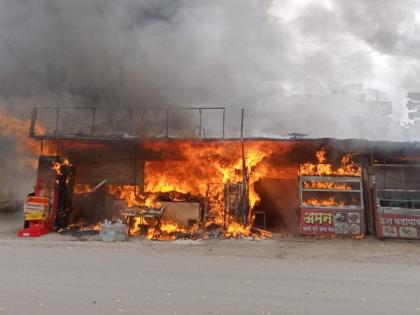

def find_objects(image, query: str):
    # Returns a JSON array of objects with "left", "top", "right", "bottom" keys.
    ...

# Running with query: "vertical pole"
[
  {"left": 91, "top": 108, "right": 96, "bottom": 136},
  {"left": 29, "top": 107, "right": 38, "bottom": 137},
  {"left": 138, "top": 161, "right": 145, "bottom": 194},
  {"left": 56, "top": 140, "right": 60, "bottom": 157},
  {"left": 198, "top": 109, "right": 202, "bottom": 138},
  {"left": 240, "top": 108, "right": 249, "bottom": 224},
  {"left": 165, "top": 109, "right": 169, "bottom": 138},
  {"left": 224, "top": 200, "right": 227, "bottom": 229},
  {"left": 240, "top": 108, "right": 244, "bottom": 139},
  {"left": 55, "top": 108, "right": 60, "bottom": 134},
  {"left": 369, "top": 153, "right": 377, "bottom": 235},
  {"left": 134, "top": 142, "right": 137, "bottom": 196},
  {"left": 205, "top": 184, "right": 210, "bottom": 225},
  {"left": 222, "top": 108, "right": 225, "bottom": 138}
]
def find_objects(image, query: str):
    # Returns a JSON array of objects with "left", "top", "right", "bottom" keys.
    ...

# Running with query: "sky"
[
  {"left": 0, "top": 0, "right": 419, "bottom": 137},
  {"left": 269, "top": 0, "right": 420, "bottom": 117}
]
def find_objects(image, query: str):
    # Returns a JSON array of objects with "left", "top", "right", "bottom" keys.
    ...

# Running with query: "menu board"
[{"left": 300, "top": 208, "right": 364, "bottom": 236}]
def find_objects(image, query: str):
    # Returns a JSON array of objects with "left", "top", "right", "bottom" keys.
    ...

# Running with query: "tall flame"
[
  {"left": 0, "top": 107, "right": 44, "bottom": 168},
  {"left": 142, "top": 141, "right": 293, "bottom": 217},
  {"left": 303, "top": 197, "right": 345, "bottom": 207},
  {"left": 303, "top": 181, "right": 352, "bottom": 190},
  {"left": 90, "top": 140, "right": 295, "bottom": 237},
  {"left": 299, "top": 147, "right": 362, "bottom": 177}
]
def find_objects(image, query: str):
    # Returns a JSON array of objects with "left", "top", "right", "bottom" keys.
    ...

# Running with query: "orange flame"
[
  {"left": 67, "top": 223, "right": 101, "bottom": 231},
  {"left": 303, "top": 197, "right": 345, "bottom": 207},
  {"left": 51, "top": 158, "right": 71, "bottom": 175},
  {"left": 299, "top": 148, "right": 362, "bottom": 177},
  {"left": 68, "top": 140, "right": 295, "bottom": 238},
  {"left": 73, "top": 184, "right": 95, "bottom": 194},
  {"left": 107, "top": 185, "right": 159, "bottom": 208},
  {"left": 225, "top": 222, "right": 251, "bottom": 238},
  {"left": 303, "top": 181, "right": 352, "bottom": 190},
  {"left": 0, "top": 107, "right": 45, "bottom": 168},
  {"left": 143, "top": 141, "right": 292, "bottom": 213}
]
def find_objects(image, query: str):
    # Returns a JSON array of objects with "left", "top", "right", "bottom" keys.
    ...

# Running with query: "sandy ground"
[{"left": 1, "top": 212, "right": 420, "bottom": 315}]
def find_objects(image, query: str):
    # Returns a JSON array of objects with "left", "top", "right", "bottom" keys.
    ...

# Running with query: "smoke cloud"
[
  {"left": 0, "top": 0, "right": 419, "bottom": 137},
  {"left": 1, "top": 0, "right": 420, "bottom": 196}
]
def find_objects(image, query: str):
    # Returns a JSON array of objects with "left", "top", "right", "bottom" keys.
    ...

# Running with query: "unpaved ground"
[
  {"left": 2, "top": 212, "right": 420, "bottom": 264},
  {"left": 1, "top": 212, "right": 420, "bottom": 315}
]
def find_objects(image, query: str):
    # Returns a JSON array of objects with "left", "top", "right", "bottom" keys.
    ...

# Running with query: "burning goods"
[
  {"left": 18, "top": 111, "right": 297, "bottom": 240},
  {"left": 299, "top": 148, "right": 365, "bottom": 237},
  {"left": 224, "top": 182, "right": 248, "bottom": 224},
  {"left": 58, "top": 222, "right": 101, "bottom": 236},
  {"left": 122, "top": 206, "right": 166, "bottom": 239},
  {"left": 299, "top": 148, "right": 362, "bottom": 177},
  {"left": 59, "top": 140, "right": 288, "bottom": 240}
]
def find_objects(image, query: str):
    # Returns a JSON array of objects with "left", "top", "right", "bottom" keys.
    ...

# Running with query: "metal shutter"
[{"left": 74, "top": 160, "right": 137, "bottom": 185}]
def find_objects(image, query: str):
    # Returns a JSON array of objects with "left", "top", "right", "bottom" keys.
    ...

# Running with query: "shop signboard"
[{"left": 301, "top": 208, "right": 363, "bottom": 236}]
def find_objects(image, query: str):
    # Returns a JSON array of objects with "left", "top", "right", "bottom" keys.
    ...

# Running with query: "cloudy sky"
[
  {"left": 1, "top": 0, "right": 420, "bottom": 197},
  {"left": 270, "top": 0, "right": 420, "bottom": 113},
  {"left": 0, "top": 0, "right": 419, "bottom": 137}
]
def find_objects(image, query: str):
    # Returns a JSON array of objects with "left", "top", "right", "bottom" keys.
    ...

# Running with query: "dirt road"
[{"left": 1, "top": 212, "right": 420, "bottom": 315}]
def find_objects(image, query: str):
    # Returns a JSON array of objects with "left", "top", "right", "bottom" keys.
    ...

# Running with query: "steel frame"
[{"left": 30, "top": 106, "right": 226, "bottom": 139}]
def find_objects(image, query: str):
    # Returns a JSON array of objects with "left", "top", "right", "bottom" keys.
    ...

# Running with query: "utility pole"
[{"left": 240, "top": 108, "right": 249, "bottom": 224}]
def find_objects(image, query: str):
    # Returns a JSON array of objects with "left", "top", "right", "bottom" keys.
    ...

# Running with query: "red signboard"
[
  {"left": 300, "top": 208, "right": 364, "bottom": 236},
  {"left": 377, "top": 212, "right": 420, "bottom": 239}
]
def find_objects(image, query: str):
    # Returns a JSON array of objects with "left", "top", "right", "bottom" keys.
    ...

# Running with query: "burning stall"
[
  {"left": 24, "top": 138, "right": 285, "bottom": 240},
  {"left": 299, "top": 148, "right": 365, "bottom": 237},
  {"left": 20, "top": 106, "right": 407, "bottom": 239}
]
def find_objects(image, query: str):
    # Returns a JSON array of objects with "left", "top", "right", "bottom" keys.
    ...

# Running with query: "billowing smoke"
[
  {"left": 0, "top": 0, "right": 420, "bottom": 197},
  {"left": 0, "top": 0, "right": 281, "bottom": 110},
  {"left": 1, "top": 0, "right": 420, "bottom": 136}
]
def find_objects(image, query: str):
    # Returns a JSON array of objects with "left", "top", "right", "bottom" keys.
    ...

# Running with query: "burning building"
[
  {"left": 299, "top": 148, "right": 365, "bottom": 237},
  {"left": 14, "top": 106, "right": 420, "bottom": 241}
]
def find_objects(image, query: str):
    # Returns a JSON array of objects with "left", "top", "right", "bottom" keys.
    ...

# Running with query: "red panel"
[
  {"left": 18, "top": 156, "right": 59, "bottom": 237},
  {"left": 17, "top": 221, "right": 51, "bottom": 237},
  {"left": 377, "top": 213, "right": 420, "bottom": 239},
  {"left": 300, "top": 207, "right": 364, "bottom": 237}
]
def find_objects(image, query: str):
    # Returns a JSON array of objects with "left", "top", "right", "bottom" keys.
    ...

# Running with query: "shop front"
[{"left": 374, "top": 164, "right": 420, "bottom": 239}]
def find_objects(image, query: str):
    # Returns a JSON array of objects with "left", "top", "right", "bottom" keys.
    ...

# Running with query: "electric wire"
[{"left": 0, "top": 32, "right": 78, "bottom": 105}]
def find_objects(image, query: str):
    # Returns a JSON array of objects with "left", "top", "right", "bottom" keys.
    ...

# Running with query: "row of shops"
[
  {"left": 299, "top": 164, "right": 420, "bottom": 239},
  {"left": 18, "top": 136, "right": 420, "bottom": 241}
]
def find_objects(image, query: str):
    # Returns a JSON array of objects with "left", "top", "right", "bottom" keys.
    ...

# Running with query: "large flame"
[
  {"left": 143, "top": 141, "right": 292, "bottom": 211},
  {"left": 303, "top": 197, "right": 345, "bottom": 207},
  {"left": 74, "top": 140, "right": 295, "bottom": 238},
  {"left": 299, "top": 148, "right": 361, "bottom": 209},
  {"left": 51, "top": 158, "right": 71, "bottom": 176},
  {"left": 303, "top": 181, "right": 351, "bottom": 190},
  {"left": 107, "top": 185, "right": 158, "bottom": 208},
  {"left": 299, "top": 148, "right": 362, "bottom": 177},
  {"left": 0, "top": 107, "right": 44, "bottom": 168}
]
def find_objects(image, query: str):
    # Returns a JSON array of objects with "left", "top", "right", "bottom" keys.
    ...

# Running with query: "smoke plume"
[
  {"left": 1, "top": 0, "right": 420, "bottom": 196},
  {"left": 0, "top": 0, "right": 420, "bottom": 135}
]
